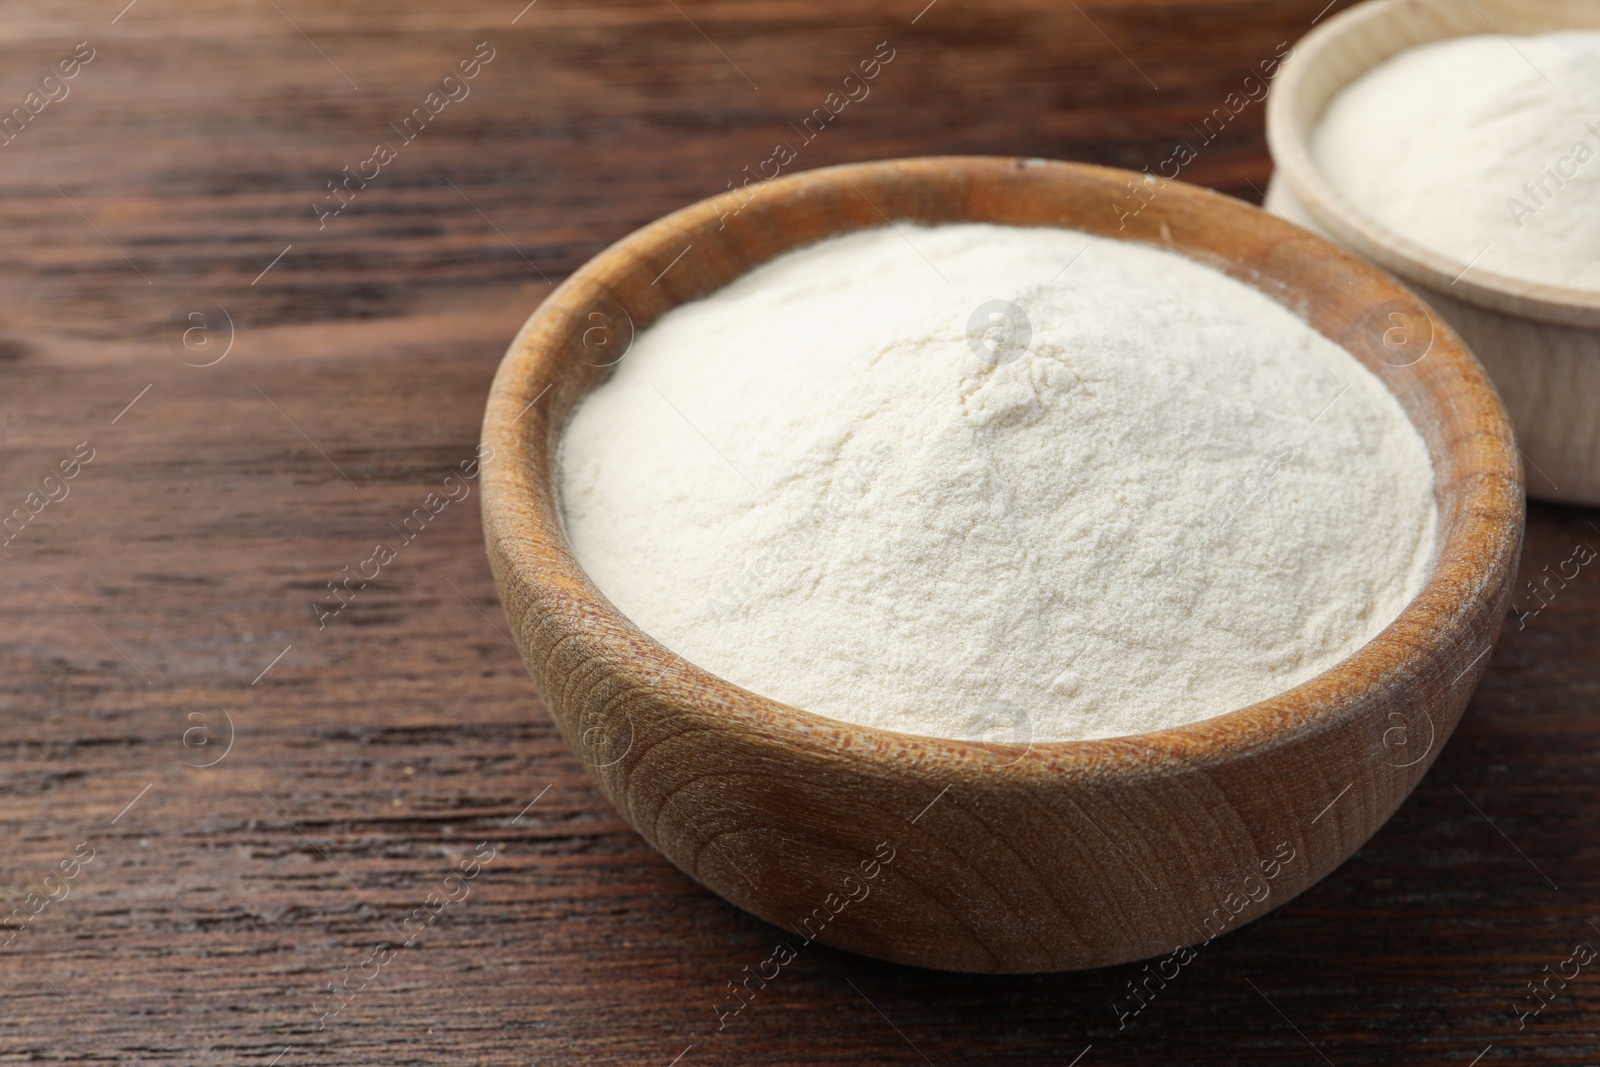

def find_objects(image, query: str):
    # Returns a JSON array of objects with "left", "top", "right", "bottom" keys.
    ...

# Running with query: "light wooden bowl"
[
  {"left": 1266, "top": 0, "right": 1600, "bottom": 504},
  {"left": 481, "top": 157, "right": 1524, "bottom": 973}
]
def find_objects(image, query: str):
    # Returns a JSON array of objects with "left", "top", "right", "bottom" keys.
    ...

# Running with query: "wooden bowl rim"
[
  {"left": 481, "top": 155, "right": 1522, "bottom": 782},
  {"left": 1265, "top": 0, "right": 1600, "bottom": 329}
]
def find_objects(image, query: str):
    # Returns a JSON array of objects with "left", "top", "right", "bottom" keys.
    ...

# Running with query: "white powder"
[
  {"left": 1312, "top": 31, "right": 1600, "bottom": 292},
  {"left": 558, "top": 224, "right": 1437, "bottom": 742}
]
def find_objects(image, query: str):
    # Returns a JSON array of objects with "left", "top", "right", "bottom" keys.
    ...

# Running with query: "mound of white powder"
[
  {"left": 558, "top": 224, "right": 1437, "bottom": 742},
  {"left": 1313, "top": 31, "right": 1600, "bottom": 292}
]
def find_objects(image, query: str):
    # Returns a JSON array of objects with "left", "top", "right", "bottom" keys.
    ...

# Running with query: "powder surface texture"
[
  {"left": 558, "top": 224, "right": 1437, "bottom": 743},
  {"left": 1312, "top": 31, "right": 1600, "bottom": 292}
]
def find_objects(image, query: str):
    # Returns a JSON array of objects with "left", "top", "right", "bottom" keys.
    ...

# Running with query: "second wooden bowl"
[
  {"left": 1266, "top": 0, "right": 1600, "bottom": 504},
  {"left": 481, "top": 157, "right": 1524, "bottom": 973}
]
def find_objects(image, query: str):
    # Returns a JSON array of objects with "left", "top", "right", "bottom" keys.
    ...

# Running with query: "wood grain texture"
[
  {"left": 1265, "top": 0, "right": 1600, "bottom": 504},
  {"left": 0, "top": 0, "right": 1591, "bottom": 1062},
  {"left": 481, "top": 155, "right": 1523, "bottom": 972}
]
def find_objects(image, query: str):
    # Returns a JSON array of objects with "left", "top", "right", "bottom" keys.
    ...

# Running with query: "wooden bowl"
[
  {"left": 480, "top": 157, "right": 1524, "bottom": 973},
  {"left": 1266, "top": 0, "right": 1600, "bottom": 504}
]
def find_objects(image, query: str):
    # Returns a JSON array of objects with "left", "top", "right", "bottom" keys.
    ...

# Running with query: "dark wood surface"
[{"left": 0, "top": 0, "right": 1594, "bottom": 1063}]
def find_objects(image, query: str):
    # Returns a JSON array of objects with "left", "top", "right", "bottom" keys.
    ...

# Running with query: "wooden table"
[{"left": 2, "top": 1, "right": 1594, "bottom": 1063}]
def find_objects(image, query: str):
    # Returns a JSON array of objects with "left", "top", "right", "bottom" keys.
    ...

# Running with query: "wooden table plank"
[{"left": 2, "top": 0, "right": 1595, "bottom": 1063}]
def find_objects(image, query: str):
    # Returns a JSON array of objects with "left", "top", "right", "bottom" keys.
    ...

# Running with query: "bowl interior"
[
  {"left": 482, "top": 156, "right": 1522, "bottom": 772},
  {"left": 1268, "top": 0, "right": 1600, "bottom": 327}
]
